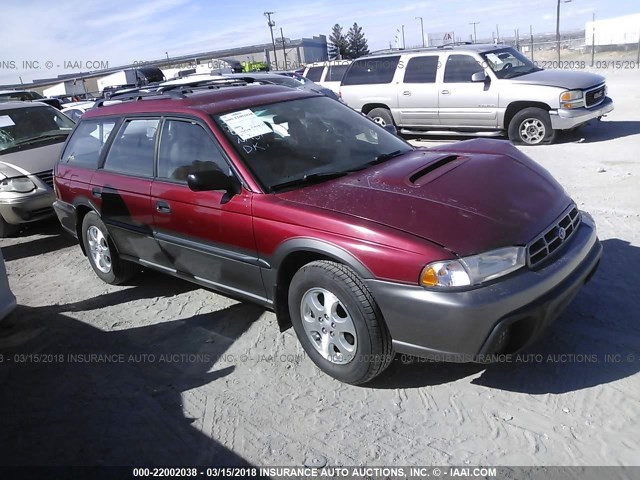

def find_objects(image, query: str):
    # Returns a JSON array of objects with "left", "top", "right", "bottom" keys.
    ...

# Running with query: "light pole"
[
  {"left": 397, "top": 26, "right": 405, "bottom": 49},
  {"left": 469, "top": 22, "right": 480, "bottom": 43},
  {"left": 280, "top": 27, "right": 288, "bottom": 69},
  {"left": 556, "top": 0, "right": 572, "bottom": 63},
  {"left": 165, "top": 51, "right": 169, "bottom": 61},
  {"left": 415, "top": 17, "right": 425, "bottom": 48},
  {"left": 264, "top": 11, "right": 278, "bottom": 70}
]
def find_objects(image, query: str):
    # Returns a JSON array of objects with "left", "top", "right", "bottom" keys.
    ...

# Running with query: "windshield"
[
  {"left": 0, "top": 91, "right": 44, "bottom": 102},
  {"left": 0, "top": 105, "right": 75, "bottom": 154},
  {"left": 213, "top": 96, "right": 412, "bottom": 192},
  {"left": 480, "top": 47, "right": 541, "bottom": 79}
]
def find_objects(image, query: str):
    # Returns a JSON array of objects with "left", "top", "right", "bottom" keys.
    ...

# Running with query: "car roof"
[
  {"left": 364, "top": 43, "right": 508, "bottom": 58},
  {"left": 0, "top": 101, "right": 51, "bottom": 111},
  {"left": 305, "top": 60, "right": 352, "bottom": 68},
  {"left": 82, "top": 84, "right": 314, "bottom": 119}
]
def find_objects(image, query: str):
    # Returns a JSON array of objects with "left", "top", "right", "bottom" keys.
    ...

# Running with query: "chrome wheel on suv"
[
  {"left": 300, "top": 287, "right": 358, "bottom": 364},
  {"left": 367, "top": 108, "right": 394, "bottom": 128},
  {"left": 289, "top": 260, "right": 393, "bottom": 384},
  {"left": 508, "top": 107, "right": 556, "bottom": 145}
]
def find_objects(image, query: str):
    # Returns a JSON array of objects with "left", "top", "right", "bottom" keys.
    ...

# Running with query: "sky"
[{"left": 1, "top": 0, "right": 639, "bottom": 85}]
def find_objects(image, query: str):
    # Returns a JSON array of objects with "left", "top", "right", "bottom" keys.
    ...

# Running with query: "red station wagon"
[{"left": 53, "top": 81, "right": 602, "bottom": 384}]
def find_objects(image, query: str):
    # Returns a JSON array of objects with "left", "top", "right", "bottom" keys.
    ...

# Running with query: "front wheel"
[
  {"left": 288, "top": 260, "right": 393, "bottom": 384},
  {"left": 367, "top": 108, "right": 394, "bottom": 128},
  {"left": 81, "top": 212, "right": 138, "bottom": 285},
  {"left": 508, "top": 107, "right": 556, "bottom": 145}
]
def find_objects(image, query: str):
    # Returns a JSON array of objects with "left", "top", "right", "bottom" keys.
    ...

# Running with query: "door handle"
[
  {"left": 402, "top": 91, "right": 412, "bottom": 96},
  {"left": 91, "top": 187, "right": 102, "bottom": 199},
  {"left": 156, "top": 201, "right": 171, "bottom": 214},
  {"left": 441, "top": 90, "right": 451, "bottom": 95}
]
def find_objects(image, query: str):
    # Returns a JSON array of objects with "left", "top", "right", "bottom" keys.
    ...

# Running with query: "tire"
[
  {"left": 508, "top": 107, "right": 556, "bottom": 145},
  {"left": 81, "top": 212, "right": 138, "bottom": 285},
  {"left": 367, "top": 108, "right": 395, "bottom": 128},
  {"left": 0, "top": 215, "right": 19, "bottom": 238},
  {"left": 288, "top": 260, "right": 393, "bottom": 384}
]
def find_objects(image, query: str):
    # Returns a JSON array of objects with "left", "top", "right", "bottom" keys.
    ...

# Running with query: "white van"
[{"left": 302, "top": 60, "right": 352, "bottom": 94}]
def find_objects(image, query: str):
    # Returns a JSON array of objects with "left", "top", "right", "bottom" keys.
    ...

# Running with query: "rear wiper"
[{"left": 270, "top": 171, "right": 347, "bottom": 192}]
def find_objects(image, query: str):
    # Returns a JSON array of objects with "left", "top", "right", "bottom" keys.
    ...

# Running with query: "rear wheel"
[
  {"left": 81, "top": 212, "right": 138, "bottom": 285},
  {"left": 508, "top": 107, "right": 556, "bottom": 145},
  {"left": 288, "top": 260, "right": 393, "bottom": 384},
  {"left": 367, "top": 108, "right": 394, "bottom": 128}
]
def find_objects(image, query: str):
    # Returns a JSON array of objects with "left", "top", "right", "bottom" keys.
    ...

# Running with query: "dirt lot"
[{"left": 1, "top": 70, "right": 639, "bottom": 468}]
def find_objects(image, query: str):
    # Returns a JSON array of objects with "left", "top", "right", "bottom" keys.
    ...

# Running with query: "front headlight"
[
  {"left": 420, "top": 246, "right": 526, "bottom": 288},
  {"left": 559, "top": 90, "right": 585, "bottom": 109},
  {"left": 0, "top": 176, "right": 37, "bottom": 193}
]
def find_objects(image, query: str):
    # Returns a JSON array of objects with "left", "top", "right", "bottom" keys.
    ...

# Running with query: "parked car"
[
  {"left": 0, "top": 90, "right": 62, "bottom": 109},
  {"left": 224, "top": 73, "right": 341, "bottom": 101},
  {"left": 302, "top": 60, "right": 352, "bottom": 94},
  {"left": 53, "top": 83, "right": 601, "bottom": 384},
  {"left": 339, "top": 44, "right": 614, "bottom": 145},
  {"left": 0, "top": 102, "right": 75, "bottom": 236},
  {"left": 0, "top": 247, "right": 16, "bottom": 321},
  {"left": 61, "top": 101, "right": 96, "bottom": 122}
]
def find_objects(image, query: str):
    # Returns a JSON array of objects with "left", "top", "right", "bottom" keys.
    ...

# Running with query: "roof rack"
[{"left": 95, "top": 77, "right": 277, "bottom": 107}]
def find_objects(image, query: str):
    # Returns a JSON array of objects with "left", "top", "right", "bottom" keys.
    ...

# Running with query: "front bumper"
[
  {"left": 0, "top": 191, "right": 56, "bottom": 225},
  {"left": 365, "top": 213, "right": 602, "bottom": 361},
  {"left": 549, "top": 97, "right": 614, "bottom": 130}
]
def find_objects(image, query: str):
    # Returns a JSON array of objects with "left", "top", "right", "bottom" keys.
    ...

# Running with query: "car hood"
[
  {"left": 278, "top": 139, "right": 572, "bottom": 256},
  {"left": 0, "top": 142, "right": 65, "bottom": 178},
  {"left": 509, "top": 69, "right": 605, "bottom": 89}
]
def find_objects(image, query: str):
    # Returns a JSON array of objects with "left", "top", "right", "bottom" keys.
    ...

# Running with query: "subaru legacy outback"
[{"left": 53, "top": 81, "right": 602, "bottom": 384}]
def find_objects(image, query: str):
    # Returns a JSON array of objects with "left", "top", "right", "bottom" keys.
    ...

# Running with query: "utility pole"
[
  {"left": 591, "top": 12, "right": 596, "bottom": 67},
  {"left": 496, "top": 24, "right": 500, "bottom": 43},
  {"left": 469, "top": 22, "right": 480, "bottom": 44},
  {"left": 264, "top": 12, "right": 278, "bottom": 70},
  {"left": 280, "top": 27, "right": 287, "bottom": 69},
  {"left": 530, "top": 25, "right": 534, "bottom": 62},
  {"left": 402, "top": 25, "right": 406, "bottom": 49},
  {"left": 556, "top": 0, "right": 572, "bottom": 63},
  {"left": 515, "top": 28, "right": 520, "bottom": 51},
  {"left": 416, "top": 16, "right": 425, "bottom": 48}
]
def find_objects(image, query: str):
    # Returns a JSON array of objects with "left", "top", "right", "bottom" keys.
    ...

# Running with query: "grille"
[
  {"left": 527, "top": 206, "right": 581, "bottom": 268},
  {"left": 35, "top": 170, "right": 54, "bottom": 189},
  {"left": 585, "top": 84, "right": 605, "bottom": 108}
]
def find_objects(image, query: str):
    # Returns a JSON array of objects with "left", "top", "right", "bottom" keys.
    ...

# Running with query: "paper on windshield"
[
  {"left": 0, "top": 115, "right": 15, "bottom": 128},
  {"left": 220, "top": 109, "right": 272, "bottom": 141}
]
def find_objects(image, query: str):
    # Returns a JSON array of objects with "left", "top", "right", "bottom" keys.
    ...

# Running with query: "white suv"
[
  {"left": 339, "top": 44, "right": 614, "bottom": 145},
  {"left": 303, "top": 60, "right": 352, "bottom": 94}
]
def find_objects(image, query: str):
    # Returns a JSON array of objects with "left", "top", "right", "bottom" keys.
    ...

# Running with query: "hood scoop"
[{"left": 409, "top": 155, "right": 465, "bottom": 186}]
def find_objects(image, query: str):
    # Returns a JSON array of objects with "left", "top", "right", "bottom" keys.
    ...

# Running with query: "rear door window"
[
  {"left": 341, "top": 56, "right": 400, "bottom": 85},
  {"left": 61, "top": 119, "right": 117, "bottom": 168},
  {"left": 305, "top": 66, "right": 324, "bottom": 82},
  {"left": 102, "top": 118, "right": 159, "bottom": 177},
  {"left": 403, "top": 56, "right": 439, "bottom": 83},
  {"left": 326, "top": 64, "right": 349, "bottom": 82}
]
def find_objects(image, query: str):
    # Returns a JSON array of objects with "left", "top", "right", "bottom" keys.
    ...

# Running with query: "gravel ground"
[{"left": 0, "top": 70, "right": 639, "bottom": 468}]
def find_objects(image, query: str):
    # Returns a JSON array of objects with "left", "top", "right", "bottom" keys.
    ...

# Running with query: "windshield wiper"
[
  {"left": 270, "top": 171, "right": 348, "bottom": 192},
  {"left": 12, "top": 132, "right": 69, "bottom": 146},
  {"left": 366, "top": 149, "right": 407, "bottom": 167}
]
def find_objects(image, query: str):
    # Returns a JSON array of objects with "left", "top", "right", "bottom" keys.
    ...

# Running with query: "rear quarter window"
[
  {"left": 305, "top": 66, "right": 324, "bottom": 82},
  {"left": 341, "top": 56, "right": 400, "bottom": 86},
  {"left": 61, "top": 118, "right": 117, "bottom": 168}
]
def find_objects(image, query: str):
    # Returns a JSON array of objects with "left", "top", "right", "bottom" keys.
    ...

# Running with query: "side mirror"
[
  {"left": 187, "top": 170, "right": 241, "bottom": 202},
  {"left": 471, "top": 71, "right": 488, "bottom": 83},
  {"left": 383, "top": 124, "right": 398, "bottom": 136}
]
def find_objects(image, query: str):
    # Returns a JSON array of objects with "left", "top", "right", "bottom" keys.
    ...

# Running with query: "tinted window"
[
  {"left": 403, "top": 56, "right": 439, "bottom": 84},
  {"left": 157, "top": 120, "right": 230, "bottom": 182},
  {"left": 305, "top": 66, "right": 324, "bottom": 82},
  {"left": 443, "top": 55, "right": 483, "bottom": 83},
  {"left": 61, "top": 119, "right": 116, "bottom": 168},
  {"left": 103, "top": 118, "right": 159, "bottom": 177},
  {"left": 326, "top": 64, "right": 350, "bottom": 82},
  {"left": 341, "top": 56, "right": 400, "bottom": 86}
]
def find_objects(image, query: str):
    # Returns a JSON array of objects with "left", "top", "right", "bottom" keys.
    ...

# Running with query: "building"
[
  {"left": 1, "top": 35, "right": 328, "bottom": 95},
  {"left": 585, "top": 13, "right": 640, "bottom": 48}
]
